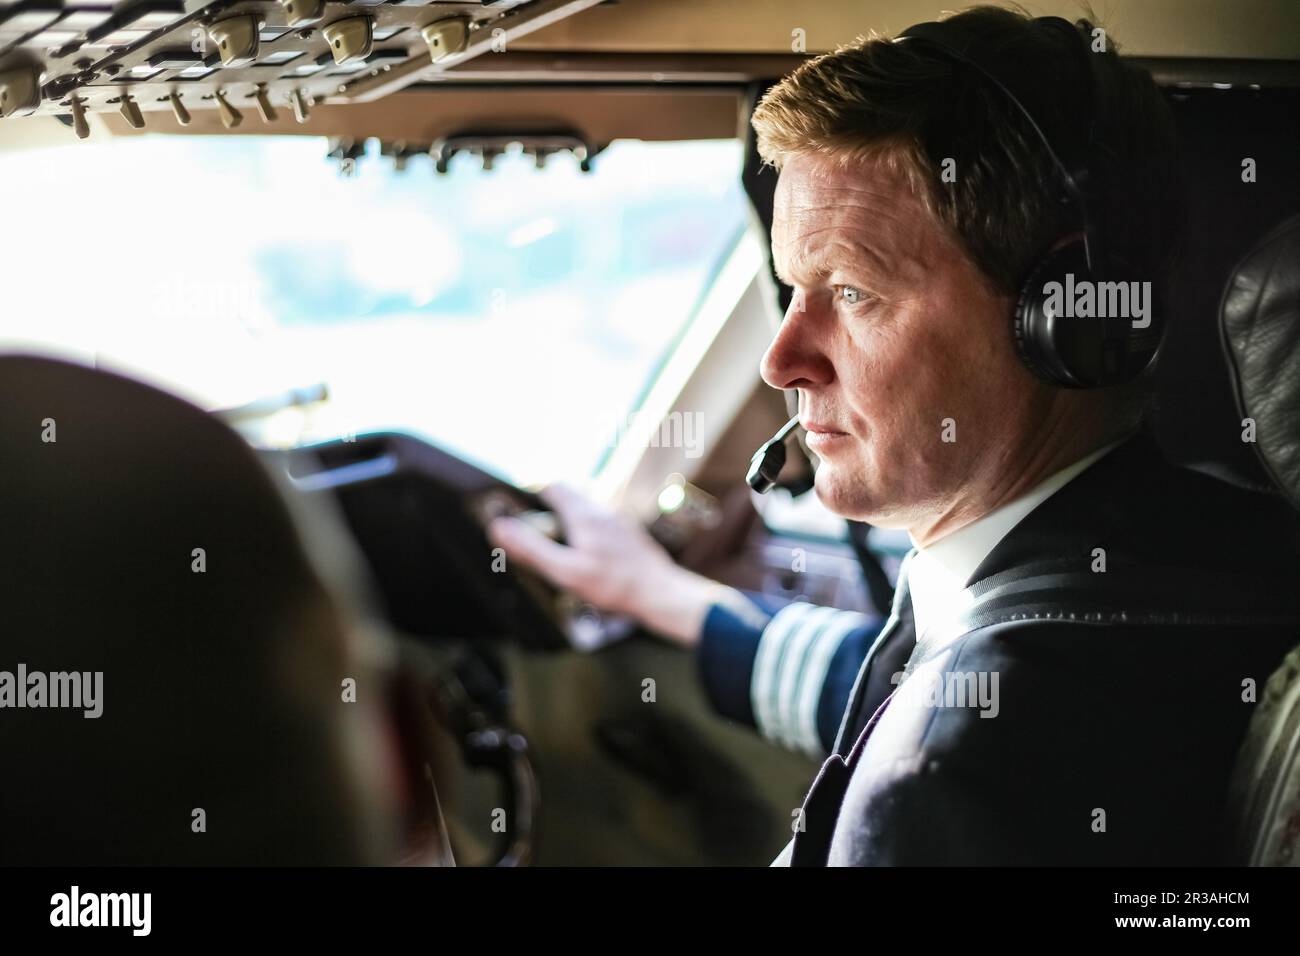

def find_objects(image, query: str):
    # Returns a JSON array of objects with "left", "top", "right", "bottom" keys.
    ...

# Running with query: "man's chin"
[{"left": 813, "top": 466, "right": 873, "bottom": 522}]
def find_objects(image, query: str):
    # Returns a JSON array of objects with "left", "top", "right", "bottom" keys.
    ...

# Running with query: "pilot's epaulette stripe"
[{"left": 752, "top": 602, "right": 870, "bottom": 756}]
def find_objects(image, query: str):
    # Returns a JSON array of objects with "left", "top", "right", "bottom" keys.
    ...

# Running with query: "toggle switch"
[
  {"left": 214, "top": 89, "right": 243, "bottom": 129},
  {"left": 208, "top": 16, "right": 260, "bottom": 69},
  {"left": 0, "top": 65, "right": 41, "bottom": 119},
  {"left": 290, "top": 88, "right": 310, "bottom": 123},
  {"left": 278, "top": 0, "right": 325, "bottom": 28},
  {"left": 420, "top": 16, "right": 469, "bottom": 64},
  {"left": 69, "top": 95, "right": 89, "bottom": 139},
  {"left": 253, "top": 85, "right": 277, "bottom": 123},
  {"left": 168, "top": 91, "right": 191, "bottom": 127},
  {"left": 118, "top": 93, "right": 144, "bottom": 129},
  {"left": 322, "top": 17, "right": 374, "bottom": 65}
]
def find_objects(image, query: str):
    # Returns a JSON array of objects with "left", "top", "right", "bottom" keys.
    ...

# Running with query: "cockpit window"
[{"left": 0, "top": 135, "right": 748, "bottom": 485}]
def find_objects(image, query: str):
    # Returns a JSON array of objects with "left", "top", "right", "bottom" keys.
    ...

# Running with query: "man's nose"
[{"left": 760, "top": 291, "right": 834, "bottom": 391}]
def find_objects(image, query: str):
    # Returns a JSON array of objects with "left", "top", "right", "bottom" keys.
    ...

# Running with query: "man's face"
[{"left": 762, "top": 150, "right": 1052, "bottom": 534}]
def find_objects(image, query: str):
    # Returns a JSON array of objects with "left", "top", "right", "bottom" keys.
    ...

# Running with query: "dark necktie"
[{"left": 830, "top": 549, "right": 916, "bottom": 756}]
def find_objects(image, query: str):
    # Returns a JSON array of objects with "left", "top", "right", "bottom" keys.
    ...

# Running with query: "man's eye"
[{"left": 837, "top": 286, "right": 870, "bottom": 305}]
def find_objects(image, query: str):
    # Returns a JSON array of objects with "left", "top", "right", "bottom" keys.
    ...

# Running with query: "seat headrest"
[
  {"left": 1221, "top": 214, "right": 1300, "bottom": 512},
  {"left": 0, "top": 355, "right": 397, "bottom": 864}
]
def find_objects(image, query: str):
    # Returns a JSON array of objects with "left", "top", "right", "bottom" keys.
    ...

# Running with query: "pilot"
[{"left": 490, "top": 5, "right": 1300, "bottom": 865}]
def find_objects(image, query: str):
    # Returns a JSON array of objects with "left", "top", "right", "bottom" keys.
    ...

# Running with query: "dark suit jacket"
[{"left": 784, "top": 432, "right": 1300, "bottom": 866}]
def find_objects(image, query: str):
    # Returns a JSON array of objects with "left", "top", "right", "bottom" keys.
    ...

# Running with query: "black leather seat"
[
  {"left": 1221, "top": 213, "right": 1300, "bottom": 866},
  {"left": 0, "top": 355, "right": 406, "bottom": 864}
]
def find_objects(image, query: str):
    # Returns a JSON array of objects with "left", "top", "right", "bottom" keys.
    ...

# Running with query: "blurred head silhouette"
[{"left": 0, "top": 355, "right": 412, "bottom": 865}]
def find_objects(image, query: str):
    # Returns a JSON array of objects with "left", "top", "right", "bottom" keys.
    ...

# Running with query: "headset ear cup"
[
  {"left": 1014, "top": 265, "right": 1064, "bottom": 386},
  {"left": 1014, "top": 244, "right": 1094, "bottom": 388},
  {"left": 1012, "top": 241, "right": 1158, "bottom": 388}
]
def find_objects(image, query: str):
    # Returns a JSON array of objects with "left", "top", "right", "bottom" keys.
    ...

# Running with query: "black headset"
[{"left": 896, "top": 16, "right": 1162, "bottom": 389}]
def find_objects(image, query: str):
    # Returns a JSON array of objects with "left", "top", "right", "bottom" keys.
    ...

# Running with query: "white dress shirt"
[{"left": 906, "top": 438, "right": 1126, "bottom": 646}]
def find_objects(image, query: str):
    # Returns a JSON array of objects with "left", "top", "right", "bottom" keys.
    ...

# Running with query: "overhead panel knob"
[
  {"left": 69, "top": 95, "right": 90, "bottom": 139},
  {"left": 168, "top": 91, "right": 191, "bottom": 126},
  {"left": 421, "top": 17, "right": 470, "bottom": 64},
  {"left": 322, "top": 17, "right": 373, "bottom": 66},
  {"left": 118, "top": 93, "right": 144, "bottom": 129},
  {"left": 278, "top": 0, "right": 325, "bottom": 28},
  {"left": 290, "top": 88, "right": 310, "bottom": 124},
  {"left": 208, "top": 16, "right": 260, "bottom": 69},
  {"left": 214, "top": 90, "right": 243, "bottom": 129},
  {"left": 253, "top": 85, "right": 277, "bottom": 123},
  {"left": 0, "top": 65, "right": 42, "bottom": 118}
]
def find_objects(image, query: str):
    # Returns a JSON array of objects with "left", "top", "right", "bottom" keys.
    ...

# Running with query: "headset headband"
[{"left": 895, "top": 16, "right": 1100, "bottom": 271}]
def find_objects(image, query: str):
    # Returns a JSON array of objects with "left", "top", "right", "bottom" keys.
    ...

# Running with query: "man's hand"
[{"left": 486, "top": 484, "right": 745, "bottom": 647}]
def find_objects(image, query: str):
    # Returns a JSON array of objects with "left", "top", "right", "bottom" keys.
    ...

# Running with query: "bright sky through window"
[{"left": 0, "top": 134, "right": 747, "bottom": 486}]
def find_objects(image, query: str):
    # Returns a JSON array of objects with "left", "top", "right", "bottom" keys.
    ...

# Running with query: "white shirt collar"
[{"left": 905, "top": 437, "right": 1127, "bottom": 642}]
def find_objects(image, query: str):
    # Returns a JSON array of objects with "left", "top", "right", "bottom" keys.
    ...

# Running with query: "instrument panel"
[{"left": 0, "top": 0, "right": 602, "bottom": 132}]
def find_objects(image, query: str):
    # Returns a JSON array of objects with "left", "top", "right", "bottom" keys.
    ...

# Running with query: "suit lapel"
[
  {"left": 788, "top": 593, "right": 916, "bottom": 866},
  {"left": 832, "top": 597, "right": 917, "bottom": 756}
]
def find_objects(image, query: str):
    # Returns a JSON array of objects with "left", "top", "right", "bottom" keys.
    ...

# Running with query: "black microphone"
[{"left": 746, "top": 416, "right": 801, "bottom": 493}]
